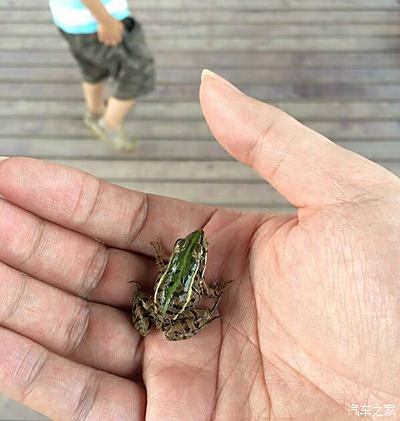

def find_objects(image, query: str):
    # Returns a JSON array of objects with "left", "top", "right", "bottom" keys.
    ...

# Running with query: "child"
[{"left": 48, "top": 0, "right": 155, "bottom": 151}]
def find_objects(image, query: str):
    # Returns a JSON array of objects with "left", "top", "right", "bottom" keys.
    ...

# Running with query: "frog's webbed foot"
[
  {"left": 202, "top": 279, "right": 233, "bottom": 299},
  {"left": 151, "top": 240, "right": 169, "bottom": 273},
  {"left": 132, "top": 287, "right": 154, "bottom": 337},
  {"left": 164, "top": 309, "right": 221, "bottom": 341}
]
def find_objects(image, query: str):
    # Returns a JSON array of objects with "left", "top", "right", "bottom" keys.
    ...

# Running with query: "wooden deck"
[
  {"left": 1, "top": 1, "right": 400, "bottom": 214},
  {"left": 1, "top": 1, "right": 400, "bottom": 419}
]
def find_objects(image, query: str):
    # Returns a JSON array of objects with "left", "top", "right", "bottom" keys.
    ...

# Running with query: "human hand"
[
  {"left": 97, "top": 16, "right": 124, "bottom": 46},
  {"left": 0, "top": 71, "right": 399, "bottom": 420}
]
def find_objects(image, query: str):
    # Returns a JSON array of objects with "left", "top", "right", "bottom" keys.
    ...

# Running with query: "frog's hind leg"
[
  {"left": 132, "top": 288, "right": 155, "bottom": 337},
  {"left": 151, "top": 240, "right": 169, "bottom": 273},
  {"left": 164, "top": 309, "right": 221, "bottom": 341}
]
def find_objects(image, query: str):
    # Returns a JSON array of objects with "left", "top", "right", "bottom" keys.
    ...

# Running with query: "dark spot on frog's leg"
[
  {"left": 185, "top": 293, "right": 199, "bottom": 306},
  {"left": 164, "top": 310, "right": 221, "bottom": 341},
  {"left": 166, "top": 320, "right": 213, "bottom": 341},
  {"left": 166, "top": 307, "right": 179, "bottom": 317}
]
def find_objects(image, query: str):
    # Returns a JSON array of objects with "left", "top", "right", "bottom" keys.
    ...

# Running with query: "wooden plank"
[
  {"left": 2, "top": 10, "right": 400, "bottom": 24},
  {"left": 1, "top": 51, "right": 400, "bottom": 69},
  {"left": 278, "top": 102, "right": 400, "bottom": 119},
  {"left": 341, "top": 141, "right": 400, "bottom": 161},
  {"left": 2, "top": 36, "right": 400, "bottom": 52},
  {"left": 3, "top": 67, "right": 400, "bottom": 85},
  {"left": 134, "top": 0, "right": 400, "bottom": 9},
  {"left": 1, "top": 139, "right": 400, "bottom": 162},
  {"left": 245, "top": 84, "right": 400, "bottom": 101},
  {"left": 116, "top": 181, "right": 286, "bottom": 206},
  {"left": 312, "top": 121, "right": 400, "bottom": 138},
  {"left": 0, "top": 117, "right": 399, "bottom": 139},
  {"left": 114, "top": 169, "right": 400, "bottom": 206},
  {"left": 1, "top": 83, "right": 400, "bottom": 102},
  {"left": 2, "top": 0, "right": 400, "bottom": 10},
  {"left": 47, "top": 159, "right": 400, "bottom": 181},
  {"left": 0, "top": 139, "right": 230, "bottom": 159},
  {"left": 51, "top": 159, "right": 258, "bottom": 181},
  {"left": 1, "top": 100, "right": 400, "bottom": 120},
  {"left": 3, "top": 23, "right": 400, "bottom": 37},
  {"left": 0, "top": 118, "right": 211, "bottom": 139},
  {"left": 0, "top": 101, "right": 202, "bottom": 119}
]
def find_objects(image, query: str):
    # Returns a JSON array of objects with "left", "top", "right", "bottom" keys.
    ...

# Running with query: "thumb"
[{"left": 199, "top": 69, "right": 397, "bottom": 209}]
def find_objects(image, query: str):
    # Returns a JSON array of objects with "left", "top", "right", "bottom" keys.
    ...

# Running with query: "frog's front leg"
[
  {"left": 132, "top": 287, "right": 155, "bottom": 337},
  {"left": 164, "top": 309, "right": 220, "bottom": 341},
  {"left": 151, "top": 240, "right": 169, "bottom": 274},
  {"left": 201, "top": 279, "right": 233, "bottom": 299}
]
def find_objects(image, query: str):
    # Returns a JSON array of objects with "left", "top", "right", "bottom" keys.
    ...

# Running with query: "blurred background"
[{"left": 1, "top": 0, "right": 400, "bottom": 418}]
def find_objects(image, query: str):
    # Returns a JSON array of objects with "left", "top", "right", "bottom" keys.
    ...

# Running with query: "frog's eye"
[{"left": 174, "top": 238, "right": 184, "bottom": 250}]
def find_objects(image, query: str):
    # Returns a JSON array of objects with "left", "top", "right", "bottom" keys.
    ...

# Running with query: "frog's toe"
[
  {"left": 203, "top": 279, "right": 233, "bottom": 299},
  {"left": 216, "top": 279, "right": 234, "bottom": 294},
  {"left": 129, "top": 280, "right": 142, "bottom": 294}
]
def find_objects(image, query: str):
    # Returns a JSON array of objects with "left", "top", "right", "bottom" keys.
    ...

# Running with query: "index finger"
[{"left": 0, "top": 158, "right": 214, "bottom": 254}]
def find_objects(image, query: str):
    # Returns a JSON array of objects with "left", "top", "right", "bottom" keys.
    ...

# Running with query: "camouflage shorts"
[{"left": 59, "top": 17, "right": 155, "bottom": 100}]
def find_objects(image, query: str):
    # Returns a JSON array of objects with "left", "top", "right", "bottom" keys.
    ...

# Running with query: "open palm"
[{"left": 0, "top": 73, "right": 399, "bottom": 421}]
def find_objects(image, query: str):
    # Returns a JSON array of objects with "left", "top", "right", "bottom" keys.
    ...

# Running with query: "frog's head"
[{"left": 173, "top": 229, "right": 208, "bottom": 260}]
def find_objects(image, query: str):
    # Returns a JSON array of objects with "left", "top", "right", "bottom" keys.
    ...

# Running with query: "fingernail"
[
  {"left": 0, "top": 156, "right": 9, "bottom": 161},
  {"left": 201, "top": 69, "right": 244, "bottom": 94}
]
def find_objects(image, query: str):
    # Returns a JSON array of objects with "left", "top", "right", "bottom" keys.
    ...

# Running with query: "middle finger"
[{"left": 0, "top": 197, "right": 155, "bottom": 306}]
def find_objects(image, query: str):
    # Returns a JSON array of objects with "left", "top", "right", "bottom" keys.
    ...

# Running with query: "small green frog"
[{"left": 131, "top": 230, "right": 230, "bottom": 341}]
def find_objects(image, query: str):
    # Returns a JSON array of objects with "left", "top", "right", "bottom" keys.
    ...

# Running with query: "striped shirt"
[{"left": 49, "top": 0, "right": 130, "bottom": 34}]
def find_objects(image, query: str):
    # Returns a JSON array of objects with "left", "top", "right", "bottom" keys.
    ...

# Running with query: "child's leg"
[
  {"left": 103, "top": 97, "right": 136, "bottom": 130},
  {"left": 102, "top": 19, "right": 154, "bottom": 131},
  {"left": 82, "top": 81, "right": 106, "bottom": 115}
]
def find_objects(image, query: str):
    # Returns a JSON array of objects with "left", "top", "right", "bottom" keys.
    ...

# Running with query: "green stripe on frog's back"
[{"left": 154, "top": 230, "right": 206, "bottom": 318}]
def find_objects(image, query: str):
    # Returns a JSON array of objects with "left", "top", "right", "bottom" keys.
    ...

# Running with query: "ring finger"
[{"left": 0, "top": 261, "right": 144, "bottom": 377}]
